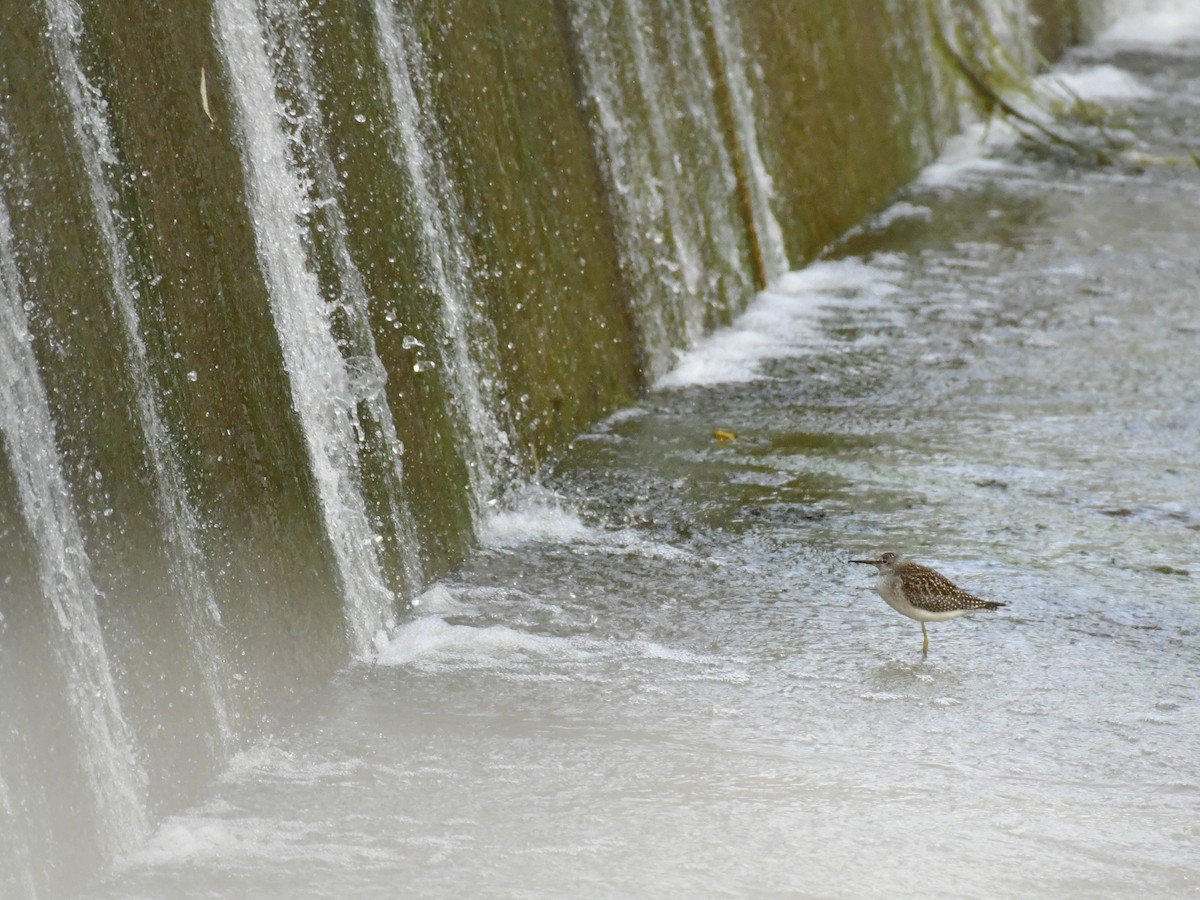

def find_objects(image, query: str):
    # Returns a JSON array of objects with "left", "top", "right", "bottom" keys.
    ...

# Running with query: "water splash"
[{"left": 0, "top": 190, "right": 148, "bottom": 861}]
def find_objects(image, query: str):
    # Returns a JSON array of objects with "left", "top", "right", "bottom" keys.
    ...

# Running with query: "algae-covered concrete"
[
  {"left": 406, "top": 1, "right": 643, "bottom": 459},
  {"left": 738, "top": 0, "right": 1089, "bottom": 262},
  {"left": 0, "top": 0, "right": 1091, "bottom": 893}
]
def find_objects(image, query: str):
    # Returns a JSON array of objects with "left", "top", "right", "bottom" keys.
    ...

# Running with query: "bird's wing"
[{"left": 898, "top": 563, "right": 994, "bottom": 613}]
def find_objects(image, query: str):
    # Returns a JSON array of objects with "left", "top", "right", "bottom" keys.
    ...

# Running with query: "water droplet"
[
  {"left": 354, "top": 113, "right": 367, "bottom": 124},
  {"left": 402, "top": 335, "right": 424, "bottom": 350},
  {"left": 412, "top": 359, "right": 436, "bottom": 373},
  {"left": 187, "top": 370, "right": 199, "bottom": 382}
]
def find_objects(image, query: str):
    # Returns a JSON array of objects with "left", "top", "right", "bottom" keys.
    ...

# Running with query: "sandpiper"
[{"left": 851, "top": 552, "right": 1005, "bottom": 656}]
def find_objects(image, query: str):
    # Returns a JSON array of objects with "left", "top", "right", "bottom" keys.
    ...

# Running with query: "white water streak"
[
  {"left": 569, "top": 0, "right": 750, "bottom": 378},
  {"left": 214, "top": 0, "right": 395, "bottom": 655},
  {"left": 626, "top": 0, "right": 709, "bottom": 307},
  {"left": 372, "top": 1, "right": 512, "bottom": 523},
  {"left": 43, "top": 0, "right": 233, "bottom": 743},
  {"left": 0, "top": 191, "right": 148, "bottom": 860},
  {"left": 705, "top": 0, "right": 790, "bottom": 283},
  {"left": 260, "top": 0, "right": 424, "bottom": 594},
  {"left": 569, "top": 1, "right": 691, "bottom": 370}
]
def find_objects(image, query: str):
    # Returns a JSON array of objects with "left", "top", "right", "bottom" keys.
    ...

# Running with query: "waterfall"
[
  {"left": 0, "top": 192, "right": 149, "bottom": 861},
  {"left": 568, "top": 0, "right": 761, "bottom": 379},
  {"left": 41, "top": 0, "right": 234, "bottom": 747},
  {"left": 704, "top": 0, "right": 790, "bottom": 285},
  {"left": 214, "top": 0, "right": 415, "bottom": 655},
  {"left": 266, "top": 0, "right": 429, "bottom": 600},
  {"left": 371, "top": 0, "right": 515, "bottom": 523}
]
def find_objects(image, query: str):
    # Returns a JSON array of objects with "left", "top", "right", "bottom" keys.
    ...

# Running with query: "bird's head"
[{"left": 850, "top": 551, "right": 903, "bottom": 572}]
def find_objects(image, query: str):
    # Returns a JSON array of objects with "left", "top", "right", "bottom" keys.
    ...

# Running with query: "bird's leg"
[{"left": 921, "top": 622, "right": 929, "bottom": 658}]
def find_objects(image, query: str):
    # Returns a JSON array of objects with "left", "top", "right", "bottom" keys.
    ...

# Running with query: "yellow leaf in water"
[{"left": 712, "top": 429, "right": 737, "bottom": 441}]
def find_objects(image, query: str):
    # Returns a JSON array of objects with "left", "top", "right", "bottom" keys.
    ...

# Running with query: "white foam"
[
  {"left": 609, "top": 406, "right": 647, "bottom": 422},
  {"left": 478, "top": 483, "right": 696, "bottom": 562},
  {"left": 872, "top": 201, "right": 934, "bottom": 228},
  {"left": 125, "top": 818, "right": 239, "bottom": 866},
  {"left": 121, "top": 813, "right": 368, "bottom": 868},
  {"left": 376, "top": 616, "right": 746, "bottom": 683},
  {"left": 771, "top": 256, "right": 902, "bottom": 298},
  {"left": 410, "top": 582, "right": 467, "bottom": 614},
  {"left": 1098, "top": 2, "right": 1200, "bottom": 44},
  {"left": 603, "top": 529, "right": 697, "bottom": 562},
  {"left": 625, "top": 639, "right": 710, "bottom": 664},
  {"left": 915, "top": 59, "right": 1154, "bottom": 193},
  {"left": 917, "top": 122, "right": 1027, "bottom": 188},
  {"left": 654, "top": 258, "right": 902, "bottom": 389},
  {"left": 376, "top": 616, "right": 580, "bottom": 668},
  {"left": 1042, "top": 65, "right": 1152, "bottom": 101},
  {"left": 657, "top": 322, "right": 787, "bottom": 386},
  {"left": 481, "top": 498, "right": 596, "bottom": 547},
  {"left": 227, "top": 745, "right": 363, "bottom": 783},
  {"left": 573, "top": 405, "right": 645, "bottom": 444}
]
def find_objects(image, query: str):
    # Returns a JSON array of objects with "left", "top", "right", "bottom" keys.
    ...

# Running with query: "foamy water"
[
  {"left": 1043, "top": 63, "right": 1153, "bottom": 99},
  {"left": 1100, "top": 0, "right": 1200, "bottom": 43},
  {"left": 377, "top": 616, "right": 585, "bottom": 669},
  {"left": 479, "top": 486, "right": 597, "bottom": 547},
  {"left": 654, "top": 259, "right": 902, "bottom": 388}
]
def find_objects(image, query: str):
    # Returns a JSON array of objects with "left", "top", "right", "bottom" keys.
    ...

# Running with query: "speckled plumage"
[
  {"left": 886, "top": 559, "right": 1001, "bottom": 615},
  {"left": 850, "top": 552, "right": 1005, "bottom": 655}
]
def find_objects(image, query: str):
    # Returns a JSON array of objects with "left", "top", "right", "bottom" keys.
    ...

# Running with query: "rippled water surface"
[{"left": 89, "top": 30, "right": 1200, "bottom": 900}]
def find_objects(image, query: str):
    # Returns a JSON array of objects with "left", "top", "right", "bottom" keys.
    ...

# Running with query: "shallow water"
[{"left": 87, "top": 27, "right": 1200, "bottom": 900}]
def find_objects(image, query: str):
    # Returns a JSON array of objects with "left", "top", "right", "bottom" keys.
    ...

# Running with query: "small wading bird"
[{"left": 851, "top": 552, "right": 1006, "bottom": 656}]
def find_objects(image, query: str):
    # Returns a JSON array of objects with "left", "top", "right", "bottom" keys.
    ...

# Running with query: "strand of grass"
[
  {"left": 930, "top": 23, "right": 1110, "bottom": 165},
  {"left": 944, "top": 1, "right": 1197, "bottom": 167},
  {"left": 1022, "top": 43, "right": 1127, "bottom": 151},
  {"left": 1028, "top": 41, "right": 1200, "bottom": 164}
]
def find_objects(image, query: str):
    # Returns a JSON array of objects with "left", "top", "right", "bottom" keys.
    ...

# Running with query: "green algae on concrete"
[{"left": 407, "top": 0, "right": 641, "bottom": 459}]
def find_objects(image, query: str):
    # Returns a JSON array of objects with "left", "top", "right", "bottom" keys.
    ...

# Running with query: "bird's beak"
[{"left": 850, "top": 558, "right": 882, "bottom": 566}]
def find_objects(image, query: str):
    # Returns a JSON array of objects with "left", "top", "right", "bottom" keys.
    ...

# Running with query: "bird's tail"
[{"left": 981, "top": 600, "right": 1006, "bottom": 611}]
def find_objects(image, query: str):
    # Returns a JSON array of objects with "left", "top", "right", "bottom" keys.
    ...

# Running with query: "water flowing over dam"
[{"left": 7, "top": 0, "right": 1196, "bottom": 895}]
